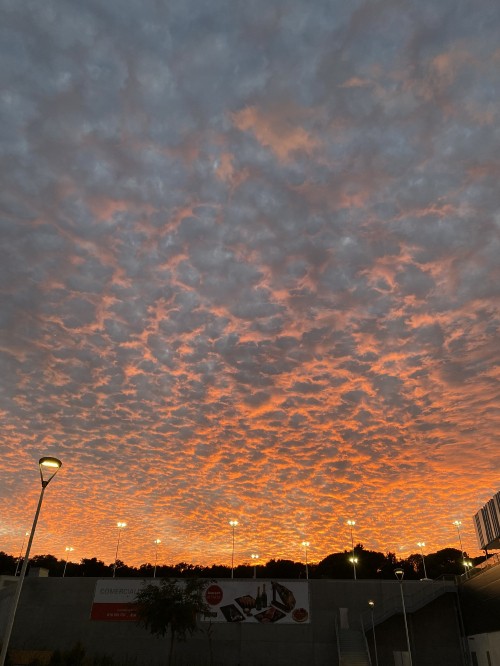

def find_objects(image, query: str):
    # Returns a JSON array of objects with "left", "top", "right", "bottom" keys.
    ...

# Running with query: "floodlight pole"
[{"left": 0, "top": 457, "right": 62, "bottom": 666}]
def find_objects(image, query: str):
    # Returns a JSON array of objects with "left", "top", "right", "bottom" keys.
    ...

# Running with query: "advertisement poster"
[
  {"left": 90, "top": 579, "right": 310, "bottom": 624},
  {"left": 202, "top": 580, "right": 310, "bottom": 624},
  {"left": 90, "top": 579, "right": 144, "bottom": 621}
]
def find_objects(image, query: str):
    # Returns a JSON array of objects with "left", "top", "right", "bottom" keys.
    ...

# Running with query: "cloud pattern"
[{"left": 0, "top": 0, "right": 499, "bottom": 566}]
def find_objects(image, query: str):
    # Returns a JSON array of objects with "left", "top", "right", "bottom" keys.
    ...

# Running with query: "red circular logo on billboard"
[{"left": 205, "top": 584, "right": 223, "bottom": 606}]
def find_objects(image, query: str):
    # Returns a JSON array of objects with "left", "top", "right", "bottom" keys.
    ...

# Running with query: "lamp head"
[
  {"left": 154, "top": 538, "right": 161, "bottom": 545},
  {"left": 347, "top": 520, "right": 356, "bottom": 527},
  {"left": 229, "top": 520, "right": 239, "bottom": 528},
  {"left": 368, "top": 600, "right": 375, "bottom": 609},
  {"left": 417, "top": 542, "right": 425, "bottom": 548},
  {"left": 39, "top": 457, "right": 62, "bottom": 487},
  {"left": 251, "top": 553, "right": 259, "bottom": 560},
  {"left": 394, "top": 568, "right": 404, "bottom": 581},
  {"left": 117, "top": 521, "right": 127, "bottom": 529},
  {"left": 302, "top": 541, "right": 310, "bottom": 547},
  {"left": 349, "top": 556, "right": 358, "bottom": 564},
  {"left": 453, "top": 520, "right": 462, "bottom": 527}
]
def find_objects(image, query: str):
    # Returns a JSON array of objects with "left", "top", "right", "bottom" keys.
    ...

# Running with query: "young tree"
[{"left": 135, "top": 578, "right": 210, "bottom": 666}]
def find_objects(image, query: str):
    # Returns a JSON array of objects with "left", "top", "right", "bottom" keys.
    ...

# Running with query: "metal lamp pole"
[
  {"left": 416, "top": 542, "right": 428, "bottom": 579},
  {"left": 251, "top": 553, "right": 259, "bottom": 579},
  {"left": 453, "top": 520, "right": 468, "bottom": 574},
  {"left": 62, "top": 547, "right": 74, "bottom": 577},
  {"left": 0, "top": 457, "right": 62, "bottom": 666},
  {"left": 347, "top": 520, "right": 357, "bottom": 580},
  {"left": 14, "top": 532, "right": 29, "bottom": 577},
  {"left": 302, "top": 541, "right": 310, "bottom": 580},
  {"left": 394, "top": 568, "right": 413, "bottom": 666},
  {"left": 113, "top": 522, "right": 127, "bottom": 578},
  {"left": 153, "top": 539, "right": 161, "bottom": 578},
  {"left": 368, "top": 600, "right": 379, "bottom": 666},
  {"left": 229, "top": 520, "right": 238, "bottom": 578}
]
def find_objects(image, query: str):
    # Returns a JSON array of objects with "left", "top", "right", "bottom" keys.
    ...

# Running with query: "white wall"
[{"left": 468, "top": 631, "right": 500, "bottom": 666}]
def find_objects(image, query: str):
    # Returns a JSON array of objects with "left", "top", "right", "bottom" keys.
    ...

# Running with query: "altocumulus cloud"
[{"left": 0, "top": 0, "right": 499, "bottom": 566}]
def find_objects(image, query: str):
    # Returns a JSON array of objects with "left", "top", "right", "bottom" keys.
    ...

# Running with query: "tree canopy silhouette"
[{"left": 135, "top": 578, "right": 210, "bottom": 666}]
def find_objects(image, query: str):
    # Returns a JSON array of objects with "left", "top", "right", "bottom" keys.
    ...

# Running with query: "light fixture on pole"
[
  {"left": 153, "top": 539, "right": 161, "bottom": 578},
  {"left": 347, "top": 520, "right": 357, "bottom": 580},
  {"left": 62, "top": 547, "right": 74, "bottom": 577},
  {"left": 394, "top": 568, "right": 413, "bottom": 666},
  {"left": 301, "top": 541, "right": 310, "bottom": 580},
  {"left": 14, "top": 532, "right": 30, "bottom": 577},
  {"left": 251, "top": 553, "right": 259, "bottom": 579},
  {"left": 453, "top": 520, "right": 468, "bottom": 574},
  {"left": 113, "top": 522, "right": 127, "bottom": 578},
  {"left": 0, "top": 456, "right": 62, "bottom": 666},
  {"left": 416, "top": 542, "right": 428, "bottom": 579},
  {"left": 229, "top": 520, "right": 238, "bottom": 578},
  {"left": 368, "top": 600, "right": 379, "bottom": 666}
]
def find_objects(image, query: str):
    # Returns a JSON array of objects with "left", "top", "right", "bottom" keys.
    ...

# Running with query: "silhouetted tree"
[
  {"left": 136, "top": 578, "right": 210, "bottom": 665},
  {"left": 264, "top": 559, "right": 303, "bottom": 578},
  {"left": 0, "top": 551, "right": 17, "bottom": 575},
  {"left": 80, "top": 558, "right": 111, "bottom": 577}
]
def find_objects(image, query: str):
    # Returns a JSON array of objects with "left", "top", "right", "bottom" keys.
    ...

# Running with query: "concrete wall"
[{"left": 0, "top": 578, "right": 467, "bottom": 666}]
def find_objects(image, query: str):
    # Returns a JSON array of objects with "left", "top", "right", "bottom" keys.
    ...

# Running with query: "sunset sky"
[{"left": 1, "top": 0, "right": 499, "bottom": 569}]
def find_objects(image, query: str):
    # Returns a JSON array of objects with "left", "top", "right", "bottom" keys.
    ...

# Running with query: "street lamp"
[
  {"left": 14, "top": 532, "right": 30, "bottom": 577},
  {"left": 153, "top": 539, "right": 161, "bottom": 578},
  {"left": 394, "top": 568, "right": 413, "bottom": 666},
  {"left": 347, "top": 520, "right": 357, "bottom": 580},
  {"left": 62, "top": 547, "right": 74, "bottom": 577},
  {"left": 416, "top": 542, "right": 428, "bottom": 579},
  {"left": 302, "top": 541, "right": 310, "bottom": 580},
  {"left": 251, "top": 553, "right": 259, "bottom": 579},
  {"left": 113, "top": 522, "right": 127, "bottom": 578},
  {"left": 229, "top": 520, "right": 238, "bottom": 578},
  {"left": 0, "top": 456, "right": 62, "bottom": 666},
  {"left": 368, "top": 600, "right": 379, "bottom": 666},
  {"left": 453, "top": 520, "right": 468, "bottom": 574}
]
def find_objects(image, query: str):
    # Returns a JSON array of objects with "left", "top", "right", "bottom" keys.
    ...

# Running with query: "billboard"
[
  {"left": 90, "top": 579, "right": 310, "bottom": 624},
  {"left": 202, "top": 580, "right": 310, "bottom": 624},
  {"left": 90, "top": 579, "right": 143, "bottom": 621}
]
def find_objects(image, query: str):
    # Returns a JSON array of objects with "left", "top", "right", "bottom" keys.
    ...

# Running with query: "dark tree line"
[{"left": 0, "top": 544, "right": 484, "bottom": 580}]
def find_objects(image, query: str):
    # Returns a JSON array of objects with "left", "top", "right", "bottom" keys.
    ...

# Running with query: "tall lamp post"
[
  {"left": 302, "top": 541, "right": 310, "bottom": 580},
  {"left": 14, "top": 532, "right": 30, "bottom": 576},
  {"left": 394, "top": 568, "right": 413, "bottom": 666},
  {"left": 416, "top": 542, "right": 428, "bottom": 579},
  {"left": 229, "top": 520, "right": 238, "bottom": 578},
  {"left": 153, "top": 539, "right": 161, "bottom": 578},
  {"left": 113, "top": 522, "right": 127, "bottom": 578},
  {"left": 453, "top": 520, "right": 468, "bottom": 574},
  {"left": 62, "top": 547, "right": 74, "bottom": 577},
  {"left": 368, "top": 600, "right": 379, "bottom": 666},
  {"left": 251, "top": 553, "right": 259, "bottom": 579},
  {"left": 347, "top": 520, "right": 357, "bottom": 580},
  {"left": 0, "top": 456, "right": 62, "bottom": 666}
]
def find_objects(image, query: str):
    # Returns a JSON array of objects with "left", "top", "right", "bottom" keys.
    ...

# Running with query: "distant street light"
[
  {"left": 229, "top": 520, "right": 238, "bottom": 578},
  {"left": 251, "top": 553, "right": 259, "bottom": 579},
  {"left": 368, "top": 600, "right": 379, "bottom": 666},
  {"left": 113, "top": 522, "right": 127, "bottom": 578},
  {"left": 347, "top": 520, "right": 357, "bottom": 580},
  {"left": 302, "top": 541, "right": 310, "bottom": 580},
  {"left": 394, "top": 568, "right": 413, "bottom": 666},
  {"left": 416, "top": 542, "right": 428, "bottom": 579},
  {"left": 0, "top": 456, "right": 62, "bottom": 666},
  {"left": 62, "top": 547, "right": 74, "bottom": 577},
  {"left": 453, "top": 520, "right": 468, "bottom": 574},
  {"left": 14, "top": 532, "right": 30, "bottom": 577},
  {"left": 153, "top": 539, "right": 161, "bottom": 578}
]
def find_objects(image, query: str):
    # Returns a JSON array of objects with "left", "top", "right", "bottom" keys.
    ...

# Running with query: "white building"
[{"left": 474, "top": 491, "right": 500, "bottom": 551}]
